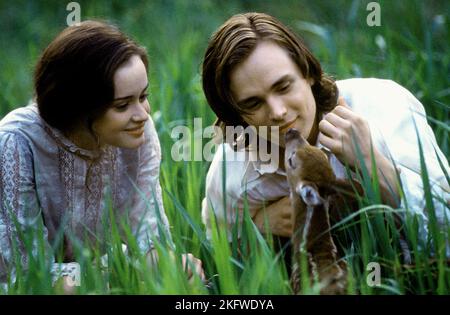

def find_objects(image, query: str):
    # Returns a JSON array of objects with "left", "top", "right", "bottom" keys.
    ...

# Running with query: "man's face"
[{"left": 230, "top": 40, "right": 317, "bottom": 148}]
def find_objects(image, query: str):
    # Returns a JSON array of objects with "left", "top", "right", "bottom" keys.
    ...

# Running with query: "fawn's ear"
[{"left": 295, "top": 183, "right": 323, "bottom": 206}]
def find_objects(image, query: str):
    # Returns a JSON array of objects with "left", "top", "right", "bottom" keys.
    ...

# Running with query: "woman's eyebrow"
[{"left": 114, "top": 82, "right": 149, "bottom": 101}]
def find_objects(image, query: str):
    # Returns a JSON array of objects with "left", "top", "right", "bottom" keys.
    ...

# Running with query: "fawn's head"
[{"left": 285, "top": 128, "right": 336, "bottom": 206}]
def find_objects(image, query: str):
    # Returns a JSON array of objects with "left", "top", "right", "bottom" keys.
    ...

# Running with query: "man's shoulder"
[
  {"left": 206, "top": 143, "right": 260, "bottom": 196},
  {"left": 207, "top": 143, "right": 249, "bottom": 178},
  {"left": 336, "top": 78, "right": 417, "bottom": 116},
  {"left": 336, "top": 77, "right": 405, "bottom": 96}
]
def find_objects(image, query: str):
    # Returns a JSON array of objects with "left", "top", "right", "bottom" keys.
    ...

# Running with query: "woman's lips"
[{"left": 125, "top": 126, "right": 145, "bottom": 136}]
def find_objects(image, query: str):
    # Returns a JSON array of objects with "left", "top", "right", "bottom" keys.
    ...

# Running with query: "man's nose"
[{"left": 267, "top": 96, "right": 287, "bottom": 121}]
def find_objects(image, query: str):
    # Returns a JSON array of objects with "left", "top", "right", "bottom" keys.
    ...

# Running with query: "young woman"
[
  {"left": 0, "top": 21, "right": 204, "bottom": 290},
  {"left": 200, "top": 13, "right": 449, "bottom": 256}
]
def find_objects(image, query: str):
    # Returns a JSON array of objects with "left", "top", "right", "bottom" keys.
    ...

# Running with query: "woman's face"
[
  {"left": 93, "top": 54, "right": 150, "bottom": 149},
  {"left": 229, "top": 41, "right": 317, "bottom": 148}
]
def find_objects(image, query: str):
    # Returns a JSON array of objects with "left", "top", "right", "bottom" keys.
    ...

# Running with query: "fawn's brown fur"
[{"left": 284, "top": 128, "right": 365, "bottom": 295}]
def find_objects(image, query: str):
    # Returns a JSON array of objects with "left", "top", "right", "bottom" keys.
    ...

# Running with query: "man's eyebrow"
[
  {"left": 271, "top": 74, "right": 292, "bottom": 89},
  {"left": 236, "top": 75, "right": 293, "bottom": 107},
  {"left": 113, "top": 82, "right": 149, "bottom": 101}
]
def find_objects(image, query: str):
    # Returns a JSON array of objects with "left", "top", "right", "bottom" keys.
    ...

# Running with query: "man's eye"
[
  {"left": 139, "top": 93, "right": 149, "bottom": 102},
  {"left": 278, "top": 82, "right": 291, "bottom": 93}
]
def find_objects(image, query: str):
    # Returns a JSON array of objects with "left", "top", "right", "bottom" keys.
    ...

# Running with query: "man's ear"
[{"left": 295, "top": 183, "right": 323, "bottom": 206}]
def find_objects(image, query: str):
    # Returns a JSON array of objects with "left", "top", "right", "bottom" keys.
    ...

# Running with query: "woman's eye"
[
  {"left": 244, "top": 100, "right": 262, "bottom": 110},
  {"left": 139, "top": 93, "right": 149, "bottom": 102},
  {"left": 248, "top": 101, "right": 261, "bottom": 109}
]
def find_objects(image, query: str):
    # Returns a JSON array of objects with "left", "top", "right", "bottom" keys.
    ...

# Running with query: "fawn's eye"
[{"left": 288, "top": 153, "right": 297, "bottom": 169}]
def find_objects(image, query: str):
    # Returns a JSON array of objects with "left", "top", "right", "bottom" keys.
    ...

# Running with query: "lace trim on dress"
[
  {"left": 0, "top": 135, "right": 27, "bottom": 261},
  {"left": 58, "top": 147, "right": 75, "bottom": 223},
  {"left": 28, "top": 104, "right": 102, "bottom": 161}
]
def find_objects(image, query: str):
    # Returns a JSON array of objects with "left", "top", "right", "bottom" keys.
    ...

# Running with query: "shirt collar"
[{"left": 31, "top": 103, "right": 104, "bottom": 160}]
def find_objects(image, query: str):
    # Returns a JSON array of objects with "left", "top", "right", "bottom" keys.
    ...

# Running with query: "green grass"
[{"left": 0, "top": 0, "right": 449, "bottom": 295}]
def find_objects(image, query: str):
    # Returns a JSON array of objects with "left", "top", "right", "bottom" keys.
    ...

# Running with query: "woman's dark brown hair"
[
  {"left": 202, "top": 12, "right": 338, "bottom": 139},
  {"left": 34, "top": 20, "right": 148, "bottom": 133}
]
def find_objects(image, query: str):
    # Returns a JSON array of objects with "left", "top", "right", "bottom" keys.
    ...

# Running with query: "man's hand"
[
  {"left": 146, "top": 249, "right": 206, "bottom": 284},
  {"left": 318, "top": 97, "right": 374, "bottom": 168},
  {"left": 54, "top": 275, "right": 77, "bottom": 295},
  {"left": 253, "top": 196, "right": 293, "bottom": 237},
  {"left": 181, "top": 253, "right": 205, "bottom": 284},
  {"left": 318, "top": 97, "right": 400, "bottom": 206}
]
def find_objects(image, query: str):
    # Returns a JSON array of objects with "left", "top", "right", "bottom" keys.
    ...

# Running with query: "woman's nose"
[{"left": 267, "top": 96, "right": 287, "bottom": 121}]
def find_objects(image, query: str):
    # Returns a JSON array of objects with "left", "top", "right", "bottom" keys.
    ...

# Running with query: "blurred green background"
[
  {"left": 1, "top": 0, "right": 448, "bottom": 223},
  {"left": 1, "top": 0, "right": 448, "bottom": 120},
  {"left": 1, "top": 0, "right": 449, "bottom": 239}
]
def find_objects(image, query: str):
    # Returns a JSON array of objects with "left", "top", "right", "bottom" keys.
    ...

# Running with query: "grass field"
[{"left": 0, "top": 0, "right": 449, "bottom": 294}]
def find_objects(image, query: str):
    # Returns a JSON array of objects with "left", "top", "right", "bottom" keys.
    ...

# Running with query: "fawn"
[{"left": 285, "top": 128, "right": 364, "bottom": 294}]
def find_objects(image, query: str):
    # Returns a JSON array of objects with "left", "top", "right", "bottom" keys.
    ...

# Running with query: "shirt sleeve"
[
  {"left": 364, "top": 80, "right": 450, "bottom": 252},
  {"left": 129, "top": 116, "right": 173, "bottom": 254},
  {"left": 0, "top": 131, "right": 74, "bottom": 285},
  {"left": 202, "top": 144, "right": 264, "bottom": 241}
]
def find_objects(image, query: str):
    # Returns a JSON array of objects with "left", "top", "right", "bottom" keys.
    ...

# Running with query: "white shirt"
[{"left": 201, "top": 78, "right": 450, "bottom": 252}]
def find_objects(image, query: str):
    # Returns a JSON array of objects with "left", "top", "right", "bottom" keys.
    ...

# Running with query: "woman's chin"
[{"left": 109, "top": 135, "right": 145, "bottom": 149}]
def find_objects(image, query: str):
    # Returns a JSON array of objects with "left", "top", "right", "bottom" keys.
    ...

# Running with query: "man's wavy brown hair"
[{"left": 202, "top": 12, "right": 338, "bottom": 144}]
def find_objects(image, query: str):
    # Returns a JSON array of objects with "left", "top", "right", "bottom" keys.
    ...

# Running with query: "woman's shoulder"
[{"left": 0, "top": 103, "right": 42, "bottom": 144}]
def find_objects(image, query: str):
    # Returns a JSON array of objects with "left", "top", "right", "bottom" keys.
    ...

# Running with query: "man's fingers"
[
  {"left": 331, "top": 97, "right": 355, "bottom": 120},
  {"left": 183, "top": 254, "right": 206, "bottom": 282},
  {"left": 195, "top": 262, "right": 206, "bottom": 281},
  {"left": 319, "top": 118, "right": 341, "bottom": 139},
  {"left": 318, "top": 132, "right": 342, "bottom": 155},
  {"left": 337, "top": 96, "right": 350, "bottom": 108}
]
